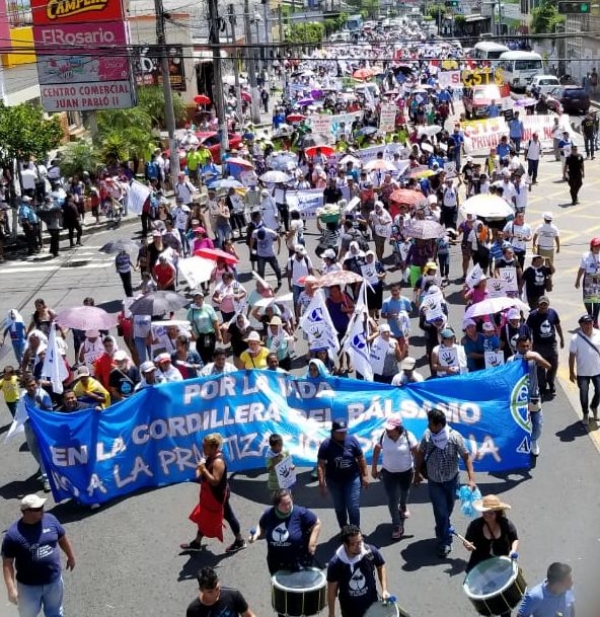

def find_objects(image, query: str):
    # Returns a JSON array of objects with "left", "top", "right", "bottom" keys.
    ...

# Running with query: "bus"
[
  {"left": 498, "top": 51, "right": 543, "bottom": 91},
  {"left": 346, "top": 14, "right": 364, "bottom": 33},
  {"left": 472, "top": 41, "right": 510, "bottom": 61}
]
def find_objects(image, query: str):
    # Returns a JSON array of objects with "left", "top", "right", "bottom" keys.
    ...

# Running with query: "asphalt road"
[{"left": 1, "top": 129, "right": 600, "bottom": 616}]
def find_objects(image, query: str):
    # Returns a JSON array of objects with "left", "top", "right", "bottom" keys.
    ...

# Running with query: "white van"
[
  {"left": 498, "top": 51, "right": 543, "bottom": 91},
  {"left": 473, "top": 41, "right": 510, "bottom": 61}
]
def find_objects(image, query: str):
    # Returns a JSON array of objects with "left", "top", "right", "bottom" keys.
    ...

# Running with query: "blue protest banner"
[{"left": 28, "top": 363, "right": 531, "bottom": 505}]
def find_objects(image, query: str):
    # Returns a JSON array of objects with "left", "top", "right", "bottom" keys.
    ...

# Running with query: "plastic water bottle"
[
  {"left": 249, "top": 527, "right": 257, "bottom": 543},
  {"left": 510, "top": 551, "right": 519, "bottom": 560}
]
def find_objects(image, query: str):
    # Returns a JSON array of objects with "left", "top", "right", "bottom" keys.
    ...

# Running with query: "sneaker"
[
  {"left": 398, "top": 506, "right": 411, "bottom": 519},
  {"left": 582, "top": 414, "right": 590, "bottom": 427},
  {"left": 438, "top": 544, "right": 452, "bottom": 558},
  {"left": 225, "top": 539, "right": 246, "bottom": 553},
  {"left": 180, "top": 540, "right": 203, "bottom": 551},
  {"left": 42, "top": 478, "right": 51, "bottom": 492},
  {"left": 391, "top": 525, "right": 403, "bottom": 540},
  {"left": 530, "top": 439, "right": 540, "bottom": 456}
]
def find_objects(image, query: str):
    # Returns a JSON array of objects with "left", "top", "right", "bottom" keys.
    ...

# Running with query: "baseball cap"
[
  {"left": 591, "top": 237, "right": 600, "bottom": 247},
  {"left": 482, "top": 321, "right": 495, "bottom": 331},
  {"left": 322, "top": 249, "right": 336, "bottom": 260},
  {"left": 543, "top": 212, "right": 553, "bottom": 221},
  {"left": 140, "top": 361, "right": 156, "bottom": 373},
  {"left": 20, "top": 494, "right": 47, "bottom": 511},
  {"left": 441, "top": 328, "right": 455, "bottom": 339},
  {"left": 155, "top": 352, "right": 172, "bottom": 364},
  {"left": 113, "top": 350, "right": 128, "bottom": 362},
  {"left": 401, "top": 356, "right": 416, "bottom": 371},
  {"left": 463, "top": 318, "right": 477, "bottom": 329},
  {"left": 538, "top": 295, "right": 550, "bottom": 305},
  {"left": 295, "top": 245, "right": 307, "bottom": 256},
  {"left": 379, "top": 324, "right": 391, "bottom": 334},
  {"left": 385, "top": 415, "right": 403, "bottom": 431},
  {"left": 579, "top": 314, "right": 593, "bottom": 323},
  {"left": 507, "top": 309, "right": 520, "bottom": 320},
  {"left": 77, "top": 366, "right": 90, "bottom": 377},
  {"left": 332, "top": 419, "right": 348, "bottom": 432}
]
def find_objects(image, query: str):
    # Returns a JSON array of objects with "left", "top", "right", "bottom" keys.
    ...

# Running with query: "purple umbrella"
[
  {"left": 297, "top": 98, "right": 315, "bottom": 107},
  {"left": 311, "top": 89, "right": 324, "bottom": 99}
]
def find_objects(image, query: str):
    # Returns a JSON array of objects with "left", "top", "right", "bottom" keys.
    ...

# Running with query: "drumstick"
[{"left": 449, "top": 526, "right": 476, "bottom": 551}]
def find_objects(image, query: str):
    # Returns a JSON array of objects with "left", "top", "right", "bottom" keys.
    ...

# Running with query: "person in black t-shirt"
[
  {"left": 326, "top": 525, "right": 389, "bottom": 617},
  {"left": 186, "top": 567, "right": 255, "bottom": 617}
]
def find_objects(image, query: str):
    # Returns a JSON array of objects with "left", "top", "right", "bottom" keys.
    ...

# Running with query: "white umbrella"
[
  {"left": 339, "top": 155, "right": 361, "bottom": 167},
  {"left": 254, "top": 292, "right": 295, "bottom": 308},
  {"left": 461, "top": 194, "right": 514, "bottom": 220},
  {"left": 177, "top": 256, "right": 215, "bottom": 289},
  {"left": 418, "top": 125, "right": 442, "bottom": 137},
  {"left": 260, "top": 170, "right": 292, "bottom": 183},
  {"left": 364, "top": 159, "right": 396, "bottom": 172},
  {"left": 465, "top": 297, "right": 530, "bottom": 319}
]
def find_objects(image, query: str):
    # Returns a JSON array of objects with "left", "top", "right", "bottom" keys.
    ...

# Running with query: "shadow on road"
[
  {"left": 0, "top": 474, "right": 43, "bottom": 501},
  {"left": 400, "top": 537, "right": 467, "bottom": 572},
  {"left": 556, "top": 420, "right": 589, "bottom": 442},
  {"left": 177, "top": 548, "right": 232, "bottom": 582}
]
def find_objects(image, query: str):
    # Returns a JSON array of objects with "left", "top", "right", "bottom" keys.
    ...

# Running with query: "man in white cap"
[
  {"left": 532, "top": 212, "right": 560, "bottom": 265},
  {"left": 135, "top": 361, "right": 165, "bottom": 391},
  {"left": 392, "top": 356, "right": 424, "bottom": 386},
  {"left": 1, "top": 495, "right": 75, "bottom": 615},
  {"left": 155, "top": 352, "right": 184, "bottom": 383}
]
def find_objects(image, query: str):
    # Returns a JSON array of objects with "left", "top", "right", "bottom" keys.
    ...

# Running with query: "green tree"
[
  {"left": 137, "top": 86, "right": 186, "bottom": 130},
  {"left": 60, "top": 139, "right": 101, "bottom": 179},
  {"left": 285, "top": 22, "right": 325, "bottom": 44},
  {"left": 531, "top": 0, "right": 564, "bottom": 33},
  {"left": 0, "top": 102, "right": 62, "bottom": 170},
  {"left": 427, "top": 4, "right": 446, "bottom": 19}
]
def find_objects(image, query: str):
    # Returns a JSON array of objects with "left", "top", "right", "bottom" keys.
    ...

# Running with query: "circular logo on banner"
[{"left": 510, "top": 374, "right": 532, "bottom": 433}]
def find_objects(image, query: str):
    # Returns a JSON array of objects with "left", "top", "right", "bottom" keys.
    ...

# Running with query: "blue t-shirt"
[
  {"left": 482, "top": 334, "right": 500, "bottom": 352},
  {"left": 317, "top": 435, "right": 363, "bottom": 482},
  {"left": 382, "top": 296, "right": 412, "bottom": 338},
  {"left": 497, "top": 143, "right": 511, "bottom": 159},
  {"left": 463, "top": 334, "right": 485, "bottom": 372},
  {"left": 517, "top": 580, "right": 574, "bottom": 617},
  {"left": 1, "top": 513, "right": 65, "bottom": 585},
  {"left": 259, "top": 505, "right": 318, "bottom": 573},
  {"left": 327, "top": 544, "right": 385, "bottom": 617},
  {"left": 7, "top": 322, "right": 26, "bottom": 343}
]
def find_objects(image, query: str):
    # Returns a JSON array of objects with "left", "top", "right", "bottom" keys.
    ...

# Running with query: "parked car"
[
  {"left": 195, "top": 131, "right": 243, "bottom": 164},
  {"left": 463, "top": 83, "right": 511, "bottom": 119},
  {"left": 526, "top": 75, "right": 560, "bottom": 97},
  {"left": 547, "top": 86, "right": 590, "bottom": 115}
]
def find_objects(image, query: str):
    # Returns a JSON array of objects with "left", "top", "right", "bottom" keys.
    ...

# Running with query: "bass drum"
[
  {"left": 271, "top": 568, "right": 327, "bottom": 617},
  {"left": 463, "top": 556, "right": 527, "bottom": 616}
]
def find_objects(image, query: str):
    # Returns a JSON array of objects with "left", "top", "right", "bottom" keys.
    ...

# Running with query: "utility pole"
[
  {"left": 154, "top": 0, "right": 180, "bottom": 185},
  {"left": 262, "top": 0, "right": 270, "bottom": 69},
  {"left": 208, "top": 0, "right": 229, "bottom": 158},
  {"left": 244, "top": 0, "right": 261, "bottom": 124},
  {"left": 228, "top": 4, "right": 245, "bottom": 130}
]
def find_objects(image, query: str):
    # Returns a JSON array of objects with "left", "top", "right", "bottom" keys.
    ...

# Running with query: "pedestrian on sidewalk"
[
  {"left": 569, "top": 313, "right": 600, "bottom": 426},
  {"left": 44, "top": 200, "right": 61, "bottom": 258},
  {"left": 581, "top": 112, "right": 596, "bottom": 159},
  {"left": 62, "top": 195, "right": 82, "bottom": 247},
  {"left": 1, "top": 495, "right": 76, "bottom": 616},
  {"left": 509, "top": 111, "right": 525, "bottom": 155}
]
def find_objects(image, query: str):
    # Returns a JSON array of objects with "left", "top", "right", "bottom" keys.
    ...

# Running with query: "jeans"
[
  {"left": 511, "top": 137, "right": 521, "bottom": 154},
  {"left": 67, "top": 223, "right": 82, "bottom": 246},
  {"left": 12, "top": 339, "right": 26, "bottom": 365},
  {"left": 119, "top": 270, "right": 133, "bottom": 297},
  {"left": 530, "top": 409, "right": 543, "bottom": 442},
  {"left": 48, "top": 230, "right": 60, "bottom": 257},
  {"left": 134, "top": 336, "right": 149, "bottom": 364},
  {"left": 381, "top": 468, "right": 413, "bottom": 526},
  {"left": 17, "top": 578, "right": 64, "bottom": 617},
  {"left": 327, "top": 475, "right": 361, "bottom": 529},
  {"left": 576, "top": 374, "right": 600, "bottom": 414},
  {"left": 276, "top": 203, "right": 290, "bottom": 232},
  {"left": 438, "top": 253, "right": 449, "bottom": 278},
  {"left": 535, "top": 347, "right": 558, "bottom": 391},
  {"left": 24, "top": 420, "right": 46, "bottom": 480},
  {"left": 257, "top": 255, "right": 282, "bottom": 284},
  {"left": 527, "top": 158, "right": 539, "bottom": 183},
  {"left": 584, "top": 134, "right": 595, "bottom": 158},
  {"left": 223, "top": 495, "right": 241, "bottom": 536},
  {"left": 215, "top": 225, "right": 232, "bottom": 249},
  {"left": 428, "top": 473, "right": 459, "bottom": 548},
  {"left": 584, "top": 301, "right": 600, "bottom": 325},
  {"left": 569, "top": 178, "right": 583, "bottom": 203}
]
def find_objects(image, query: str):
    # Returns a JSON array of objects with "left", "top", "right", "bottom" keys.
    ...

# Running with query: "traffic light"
[
  {"left": 558, "top": 1, "right": 591, "bottom": 13},
  {"left": 445, "top": 0, "right": 459, "bottom": 7}
]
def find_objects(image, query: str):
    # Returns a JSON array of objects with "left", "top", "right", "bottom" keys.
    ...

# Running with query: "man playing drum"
[{"left": 326, "top": 525, "right": 390, "bottom": 617}]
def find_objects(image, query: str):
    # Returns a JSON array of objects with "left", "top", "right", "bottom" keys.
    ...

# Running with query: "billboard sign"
[
  {"left": 40, "top": 80, "right": 136, "bottom": 111},
  {"left": 37, "top": 54, "right": 130, "bottom": 84},
  {"left": 133, "top": 45, "right": 186, "bottom": 91},
  {"left": 31, "top": 0, "right": 124, "bottom": 25},
  {"left": 33, "top": 21, "right": 127, "bottom": 56}
]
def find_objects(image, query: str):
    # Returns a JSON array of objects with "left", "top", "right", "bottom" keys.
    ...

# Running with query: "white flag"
[
  {"left": 343, "top": 311, "right": 373, "bottom": 381},
  {"left": 299, "top": 289, "right": 340, "bottom": 354},
  {"left": 4, "top": 398, "right": 28, "bottom": 443},
  {"left": 128, "top": 180, "right": 152, "bottom": 215},
  {"left": 42, "top": 324, "right": 68, "bottom": 395}
]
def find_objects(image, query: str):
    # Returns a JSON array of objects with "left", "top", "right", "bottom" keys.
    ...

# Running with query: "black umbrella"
[
  {"left": 100, "top": 239, "right": 141, "bottom": 254},
  {"left": 129, "top": 291, "right": 189, "bottom": 316}
]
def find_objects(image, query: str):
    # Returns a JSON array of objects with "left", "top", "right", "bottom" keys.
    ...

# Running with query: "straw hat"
[{"left": 473, "top": 494, "right": 511, "bottom": 513}]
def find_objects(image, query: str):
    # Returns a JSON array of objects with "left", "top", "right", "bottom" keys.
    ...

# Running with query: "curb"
[{"left": 4, "top": 215, "right": 140, "bottom": 256}]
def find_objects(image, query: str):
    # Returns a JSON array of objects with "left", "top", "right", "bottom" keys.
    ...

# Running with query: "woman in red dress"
[{"left": 180, "top": 433, "right": 246, "bottom": 553}]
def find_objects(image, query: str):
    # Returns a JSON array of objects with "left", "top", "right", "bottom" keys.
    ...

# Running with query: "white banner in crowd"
[
  {"left": 462, "top": 114, "right": 571, "bottom": 153},
  {"left": 307, "top": 111, "right": 363, "bottom": 139},
  {"left": 379, "top": 103, "right": 397, "bottom": 133},
  {"left": 437, "top": 71, "right": 461, "bottom": 89},
  {"left": 128, "top": 180, "right": 152, "bottom": 215}
]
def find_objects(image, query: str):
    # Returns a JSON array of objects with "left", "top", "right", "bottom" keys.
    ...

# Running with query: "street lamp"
[{"left": 252, "top": 13, "right": 263, "bottom": 71}]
